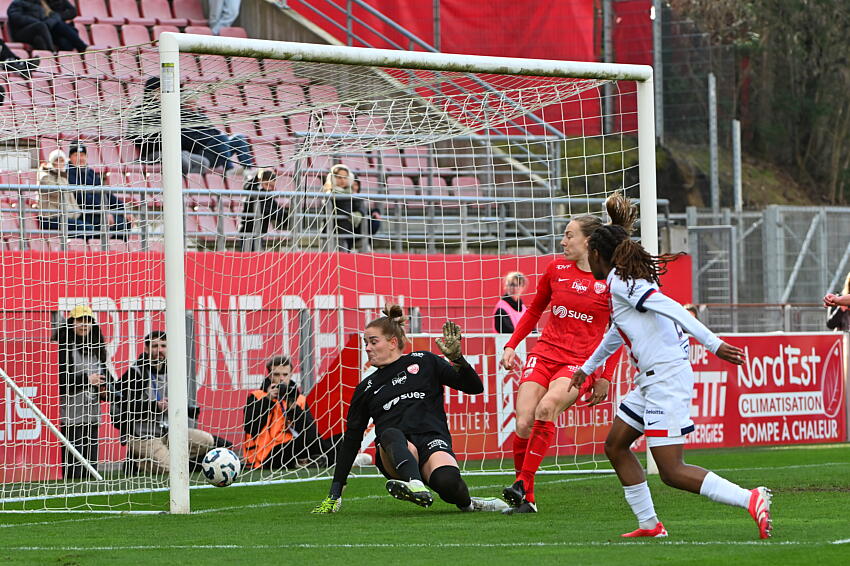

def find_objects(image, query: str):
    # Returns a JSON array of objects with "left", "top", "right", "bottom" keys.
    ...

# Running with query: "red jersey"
[{"left": 506, "top": 258, "right": 614, "bottom": 379}]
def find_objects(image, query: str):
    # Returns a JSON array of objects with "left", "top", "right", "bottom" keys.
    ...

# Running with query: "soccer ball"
[{"left": 201, "top": 448, "right": 241, "bottom": 487}]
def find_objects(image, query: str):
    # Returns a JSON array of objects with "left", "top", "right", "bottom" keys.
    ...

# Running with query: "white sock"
[
  {"left": 623, "top": 481, "right": 659, "bottom": 529},
  {"left": 699, "top": 471, "right": 750, "bottom": 508}
]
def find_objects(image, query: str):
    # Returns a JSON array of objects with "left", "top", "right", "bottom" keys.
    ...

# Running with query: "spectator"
[
  {"left": 493, "top": 271, "right": 527, "bottom": 333},
  {"left": 351, "top": 177, "right": 381, "bottom": 251},
  {"left": 37, "top": 149, "right": 97, "bottom": 237},
  {"left": 7, "top": 0, "right": 87, "bottom": 53},
  {"left": 51, "top": 305, "right": 115, "bottom": 479},
  {"left": 825, "top": 272, "right": 850, "bottom": 331},
  {"left": 127, "top": 77, "right": 255, "bottom": 174},
  {"left": 323, "top": 164, "right": 367, "bottom": 252},
  {"left": 238, "top": 168, "right": 290, "bottom": 251},
  {"left": 66, "top": 142, "right": 131, "bottom": 239},
  {"left": 243, "top": 355, "right": 340, "bottom": 470},
  {"left": 208, "top": 0, "right": 241, "bottom": 36},
  {"left": 110, "top": 331, "right": 220, "bottom": 474}
]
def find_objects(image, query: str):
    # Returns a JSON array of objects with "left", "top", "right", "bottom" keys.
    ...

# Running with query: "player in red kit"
[{"left": 500, "top": 192, "right": 636, "bottom": 513}]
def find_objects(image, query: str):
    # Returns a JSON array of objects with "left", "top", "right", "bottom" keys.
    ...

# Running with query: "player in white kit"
[{"left": 569, "top": 224, "right": 772, "bottom": 539}]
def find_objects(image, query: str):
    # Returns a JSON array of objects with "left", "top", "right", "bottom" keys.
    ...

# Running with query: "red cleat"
[
  {"left": 621, "top": 522, "right": 668, "bottom": 538},
  {"left": 748, "top": 486, "right": 773, "bottom": 539}
]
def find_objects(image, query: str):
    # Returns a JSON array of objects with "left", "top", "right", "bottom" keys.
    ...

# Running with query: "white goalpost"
[{"left": 0, "top": 34, "right": 657, "bottom": 513}]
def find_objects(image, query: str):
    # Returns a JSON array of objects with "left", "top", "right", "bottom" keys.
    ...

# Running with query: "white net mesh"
[{"left": 0, "top": 43, "right": 644, "bottom": 511}]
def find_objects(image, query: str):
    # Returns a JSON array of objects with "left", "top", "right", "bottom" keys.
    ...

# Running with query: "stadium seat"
[
  {"left": 151, "top": 26, "right": 180, "bottom": 42},
  {"left": 341, "top": 155, "right": 374, "bottom": 176},
  {"left": 262, "top": 60, "right": 305, "bottom": 85},
  {"left": 75, "top": 22, "right": 91, "bottom": 45},
  {"left": 308, "top": 84, "right": 339, "bottom": 104},
  {"left": 140, "top": 0, "right": 188, "bottom": 26},
  {"left": 184, "top": 26, "right": 213, "bottom": 36},
  {"left": 31, "top": 50, "right": 60, "bottom": 75},
  {"left": 30, "top": 77, "right": 55, "bottom": 107},
  {"left": 199, "top": 55, "right": 230, "bottom": 81},
  {"left": 320, "top": 113, "right": 352, "bottom": 135},
  {"left": 90, "top": 24, "right": 122, "bottom": 48},
  {"left": 183, "top": 173, "right": 207, "bottom": 190},
  {"left": 212, "top": 85, "right": 242, "bottom": 112},
  {"left": 255, "top": 116, "right": 289, "bottom": 143},
  {"left": 77, "top": 0, "right": 124, "bottom": 25},
  {"left": 252, "top": 144, "right": 280, "bottom": 168},
  {"left": 241, "top": 84, "right": 274, "bottom": 112},
  {"left": 377, "top": 151, "right": 405, "bottom": 173},
  {"left": 287, "top": 113, "right": 311, "bottom": 136},
  {"left": 110, "top": 0, "right": 155, "bottom": 26},
  {"left": 452, "top": 175, "right": 481, "bottom": 196},
  {"left": 310, "top": 155, "right": 334, "bottom": 177},
  {"left": 173, "top": 0, "right": 208, "bottom": 26},
  {"left": 4, "top": 80, "right": 32, "bottom": 107},
  {"left": 58, "top": 52, "right": 87, "bottom": 76},
  {"left": 110, "top": 49, "right": 141, "bottom": 80},
  {"left": 219, "top": 27, "right": 248, "bottom": 38},
  {"left": 227, "top": 120, "right": 259, "bottom": 141},
  {"left": 138, "top": 49, "right": 161, "bottom": 77},
  {"left": 385, "top": 176, "right": 418, "bottom": 196},
  {"left": 230, "top": 58, "right": 263, "bottom": 81},
  {"left": 0, "top": 0, "right": 11, "bottom": 23},
  {"left": 179, "top": 53, "right": 203, "bottom": 80},
  {"left": 204, "top": 174, "right": 226, "bottom": 192},
  {"left": 274, "top": 85, "right": 307, "bottom": 112},
  {"left": 121, "top": 24, "right": 151, "bottom": 46},
  {"left": 81, "top": 50, "right": 112, "bottom": 78}
]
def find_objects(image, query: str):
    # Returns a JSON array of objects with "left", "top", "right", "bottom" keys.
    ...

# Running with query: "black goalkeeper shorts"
[{"left": 374, "top": 431, "right": 456, "bottom": 479}]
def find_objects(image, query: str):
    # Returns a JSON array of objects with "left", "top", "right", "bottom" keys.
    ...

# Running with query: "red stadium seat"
[
  {"left": 110, "top": 0, "right": 155, "bottom": 26},
  {"left": 77, "top": 0, "right": 124, "bottom": 25},
  {"left": 212, "top": 85, "right": 242, "bottom": 111},
  {"left": 184, "top": 26, "right": 213, "bottom": 36},
  {"left": 151, "top": 26, "right": 180, "bottom": 42},
  {"left": 81, "top": 50, "right": 112, "bottom": 78},
  {"left": 110, "top": 49, "right": 140, "bottom": 80},
  {"left": 121, "top": 24, "right": 151, "bottom": 46},
  {"left": 57, "top": 52, "right": 87, "bottom": 76},
  {"left": 90, "top": 24, "right": 122, "bottom": 48},
  {"left": 241, "top": 84, "right": 273, "bottom": 112},
  {"left": 274, "top": 84, "right": 307, "bottom": 112},
  {"left": 252, "top": 144, "right": 280, "bottom": 168},
  {"left": 141, "top": 0, "right": 188, "bottom": 26},
  {"left": 377, "top": 151, "right": 405, "bottom": 173},
  {"left": 138, "top": 49, "right": 160, "bottom": 77},
  {"left": 385, "top": 176, "right": 418, "bottom": 196},
  {"left": 183, "top": 173, "right": 207, "bottom": 190},
  {"left": 75, "top": 22, "right": 91, "bottom": 45},
  {"left": 227, "top": 120, "right": 259, "bottom": 141},
  {"left": 173, "top": 0, "right": 208, "bottom": 26},
  {"left": 198, "top": 55, "right": 230, "bottom": 80},
  {"left": 179, "top": 53, "right": 203, "bottom": 81},
  {"left": 29, "top": 77, "right": 54, "bottom": 107},
  {"left": 31, "top": 50, "right": 60, "bottom": 75},
  {"left": 219, "top": 27, "right": 248, "bottom": 39},
  {"left": 205, "top": 174, "right": 226, "bottom": 192},
  {"left": 230, "top": 58, "right": 263, "bottom": 81},
  {"left": 255, "top": 116, "right": 289, "bottom": 143},
  {"left": 452, "top": 176, "right": 481, "bottom": 196},
  {"left": 262, "top": 59, "right": 305, "bottom": 85},
  {"left": 287, "top": 113, "right": 311, "bottom": 136},
  {"left": 308, "top": 84, "right": 338, "bottom": 104}
]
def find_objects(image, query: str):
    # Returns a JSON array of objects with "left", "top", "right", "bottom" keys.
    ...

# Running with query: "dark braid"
[{"left": 589, "top": 225, "right": 683, "bottom": 293}]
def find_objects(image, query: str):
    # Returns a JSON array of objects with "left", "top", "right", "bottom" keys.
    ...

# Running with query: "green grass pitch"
[{"left": 1, "top": 444, "right": 848, "bottom": 565}]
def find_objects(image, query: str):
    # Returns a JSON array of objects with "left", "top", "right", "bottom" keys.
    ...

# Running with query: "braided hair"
[
  {"left": 570, "top": 190, "right": 638, "bottom": 239},
  {"left": 588, "top": 225, "right": 682, "bottom": 293},
  {"left": 365, "top": 303, "right": 408, "bottom": 348}
]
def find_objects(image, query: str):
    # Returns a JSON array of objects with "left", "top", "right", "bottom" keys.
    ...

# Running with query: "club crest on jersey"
[
  {"left": 407, "top": 364, "right": 419, "bottom": 375},
  {"left": 594, "top": 281, "right": 607, "bottom": 294},
  {"left": 572, "top": 279, "right": 589, "bottom": 293}
]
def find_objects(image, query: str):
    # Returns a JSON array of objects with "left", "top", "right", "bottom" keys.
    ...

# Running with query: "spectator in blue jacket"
[{"left": 66, "top": 143, "right": 131, "bottom": 238}]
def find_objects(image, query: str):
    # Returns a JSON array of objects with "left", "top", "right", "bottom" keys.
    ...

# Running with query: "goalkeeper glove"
[
  {"left": 311, "top": 497, "right": 341, "bottom": 514},
  {"left": 436, "top": 321, "right": 463, "bottom": 362}
]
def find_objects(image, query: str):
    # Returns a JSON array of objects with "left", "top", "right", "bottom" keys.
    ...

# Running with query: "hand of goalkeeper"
[
  {"left": 311, "top": 496, "right": 341, "bottom": 514},
  {"left": 436, "top": 321, "right": 463, "bottom": 362}
]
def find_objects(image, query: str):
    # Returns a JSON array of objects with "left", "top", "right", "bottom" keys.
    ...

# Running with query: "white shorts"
[{"left": 617, "top": 366, "right": 695, "bottom": 448}]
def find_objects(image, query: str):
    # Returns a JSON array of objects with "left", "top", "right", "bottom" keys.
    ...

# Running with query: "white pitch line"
[{"left": 832, "top": 538, "right": 850, "bottom": 545}]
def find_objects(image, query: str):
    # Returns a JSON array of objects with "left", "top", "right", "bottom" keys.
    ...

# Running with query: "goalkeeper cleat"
[
  {"left": 502, "top": 480, "right": 527, "bottom": 507},
  {"left": 621, "top": 522, "right": 668, "bottom": 538},
  {"left": 311, "top": 497, "right": 341, "bottom": 514},
  {"left": 748, "top": 486, "right": 773, "bottom": 539},
  {"left": 467, "top": 497, "right": 511, "bottom": 512},
  {"left": 502, "top": 500, "right": 538, "bottom": 515},
  {"left": 385, "top": 479, "right": 433, "bottom": 508}
]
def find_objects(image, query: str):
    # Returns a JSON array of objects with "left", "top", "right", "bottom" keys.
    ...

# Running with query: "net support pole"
[
  {"left": 637, "top": 77, "right": 659, "bottom": 475},
  {"left": 159, "top": 33, "right": 191, "bottom": 515},
  {"left": 0, "top": 368, "right": 103, "bottom": 481}
]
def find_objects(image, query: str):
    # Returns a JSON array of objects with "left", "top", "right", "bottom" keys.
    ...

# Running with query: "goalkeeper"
[{"left": 312, "top": 304, "right": 508, "bottom": 514}]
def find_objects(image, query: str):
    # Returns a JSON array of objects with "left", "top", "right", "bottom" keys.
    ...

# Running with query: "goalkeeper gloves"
[
  {"left": 311, "top": 496, "right": 342, "bottom": 514},
  {"left": 436, "top": 321, "right": 463, "bottom": 362}
]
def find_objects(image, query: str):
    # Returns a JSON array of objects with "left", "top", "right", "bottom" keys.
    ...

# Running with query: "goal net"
[{"left": 0, "top": 35, "right": 656, "bottom": 512}]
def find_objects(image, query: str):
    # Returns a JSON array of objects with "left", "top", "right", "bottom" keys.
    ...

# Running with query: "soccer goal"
[{"left": 0, "top": 34, "right": 657, "bottom": 513}]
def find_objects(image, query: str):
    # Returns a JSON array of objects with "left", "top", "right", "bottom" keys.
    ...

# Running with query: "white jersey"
[{"left": 581, "top": 271, "right": 723, "bottom": 386}]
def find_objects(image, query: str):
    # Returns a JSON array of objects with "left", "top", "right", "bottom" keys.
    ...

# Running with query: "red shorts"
[{"left": 519, "top": 354, "right": 594, "bottom": 397}]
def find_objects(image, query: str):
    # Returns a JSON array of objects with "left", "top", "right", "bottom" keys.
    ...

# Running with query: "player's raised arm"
[{"left": 436, "top": 321, "right": 484, "bottom": 394}]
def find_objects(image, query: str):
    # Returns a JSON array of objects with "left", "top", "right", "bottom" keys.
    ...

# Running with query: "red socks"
[
  {"left": 513, "top": 435, "right": 529, "bottom": 479},
  {"left": 517, "top": 420, "right": 555, "bottom": 503}
]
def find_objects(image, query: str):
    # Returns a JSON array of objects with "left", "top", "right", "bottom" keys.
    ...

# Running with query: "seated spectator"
[
  {"left": 323, "top": 164, "right": 368, "bottom": 252},
  {"left": 826, "top": 272, "right": 850, "bottom": 331},
  {"left": 110, "top": 331, "right": 221, "bottom": 474},
  {"left": 351, "top": 177, "right": 381, "bottom": 251},
  {"left": 493, "top": 271, "right": 527, "bottom": 333},
  {"left": 127, "top": 77, "right": 255, "bottom": 174},
  {"left": 66, "top": 142, "right": 131, "bottom": 239},
  {"left": 208, "top": 0, "right": 241, "bottom": 36},
  {"left": 37, "top": 149, "right": 97, "bottom": 237},
  {"left": 51, "top": 305, "right": 115, "bottom": 479},
  {"left": 238, "top": 168, "right": 290, "bottom": 252},
  {"left": 7, "top": 0, "right": 87, "bottom": 53},
  {"left": 243, "top": 355, "right": 340, "bottom": 470}
]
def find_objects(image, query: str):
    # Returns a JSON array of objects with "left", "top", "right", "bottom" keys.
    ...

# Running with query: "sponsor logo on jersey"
[
  {"left": 555, "top": 264, "right": 568, "bottom": 270},
  {"left": 552, "top": 305, "right": 594, "bottom": 323},
  {"left": 426, "top": 438, "right": 449, "bottom": 450},
  {"left": 572, "top": 279, "right": 589, "bottom": 293},
  {"left": 594, "top": 281, "right": 607, "bottom": 294},
  {"left": 383, "top": 391, "right": 426, "bottom": 411},
  {"left": 411, "top": 352, "right": 425, "bottom": 357},
  {"left": 393, "top": 373, "right": 407, "bottom": 386},
  {"left": 407, "top": 364, "right": 419, "bottom": 375}
]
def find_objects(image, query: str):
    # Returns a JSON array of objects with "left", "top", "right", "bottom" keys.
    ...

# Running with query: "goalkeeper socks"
[
  {"left": 699, "top": 471, "right": 750, "bottom": 508},
  {"left": 512, "top": 435, "right": 529, "bottom": 479},
  {"left": 623, "top": 481, "right": 659, "bottom": 530},
  {"left": 379, "top": 428, "right": 422, "bottom": 482},
  {"left": 517, "top": 420, "right": 555, "bottom": 502},
  {"left": 428, "top": 465, "right": 472, "bottom": 509}
]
